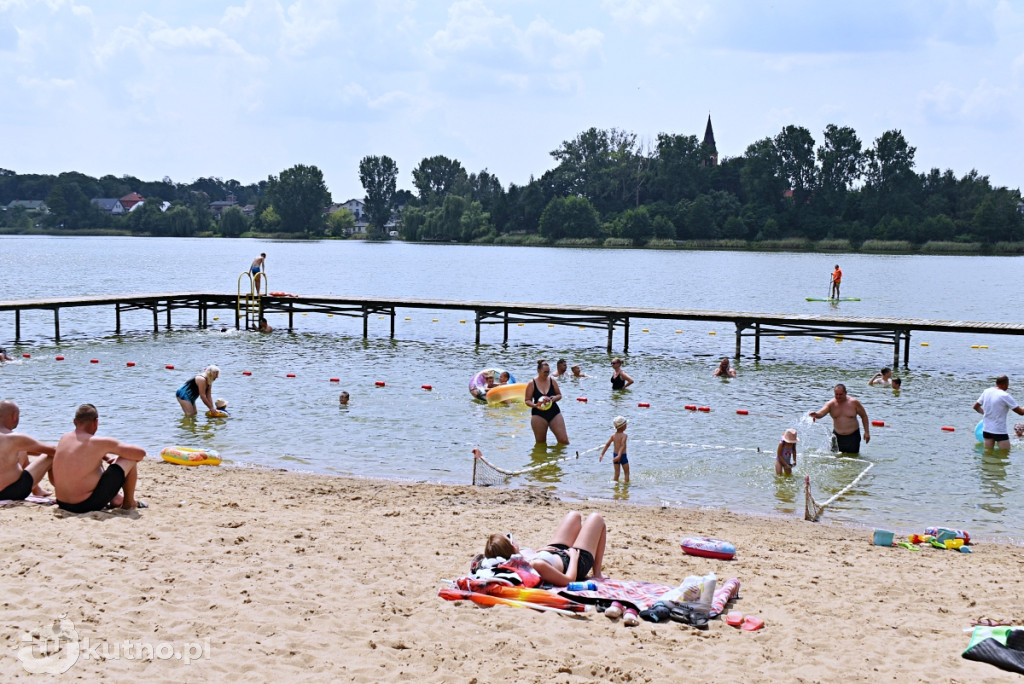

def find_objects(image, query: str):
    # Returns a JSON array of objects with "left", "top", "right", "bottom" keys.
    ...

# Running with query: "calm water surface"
[{"left": 1, "top": 236, "right": 1022, "bottom": 540}]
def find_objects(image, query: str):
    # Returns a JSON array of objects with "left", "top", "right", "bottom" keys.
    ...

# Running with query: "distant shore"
[{"left": 3, "top": 227, "right": 1021, "bottom": 256}]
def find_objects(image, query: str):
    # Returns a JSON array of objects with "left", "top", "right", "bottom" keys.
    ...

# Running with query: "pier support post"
[
  {"left": 606, "top": 319, "right": 613, "bottom": 353},
  {"left": 53, "top": 308, "right": 60, "bottom": 342},
  {"left": 288, "top": 307, "right": 293, "bottom": 331},
  {"left": 502, "top": 312, "right": 508, "bottom": 346},
  {"left": 15, "top": 309, "right": 20, "bottom": 342},
  {"left": 116, "top": 303, "right": 121, "bottom": 334},
  {"left": 390, "top": 308, "right": 395, "bottom": 339},
  {"left": 166, "top": 300, "right": 171, "bottom": 329},
  {"left": 152, "top": 305, "right": 158, "bottom": 333},
  {"left": 362, "top": 308, "right": 368, "bottom": 339},
  {"left": 735, "top": 322, "right": 742, "bottom": 360},
  {"left": 892, "top": 331, "right": 900, "bottom": 370},
  {"left": 475, "top": 312, "right": 481, "bottom": 345},
  {"left": 754, "top": 322, "right": 761, "bottom": 360},
  {"left": 902, "top": 329, "right": 911, "bottom": 368},
  {"left": 623, "top": 318, "right": 630, "bottom": 353}
]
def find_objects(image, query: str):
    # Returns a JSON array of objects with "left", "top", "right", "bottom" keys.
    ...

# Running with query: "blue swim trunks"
[
  {"left": 251, "top": 266, "right": 261, "bottom": 275},
  {"left": 613, "top": 452, "right": 628, "bottom": 464}
]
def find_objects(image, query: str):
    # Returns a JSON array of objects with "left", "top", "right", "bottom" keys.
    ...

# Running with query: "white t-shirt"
[{"left": 978, "top": 387, "right": 1018, "bottom": 434}]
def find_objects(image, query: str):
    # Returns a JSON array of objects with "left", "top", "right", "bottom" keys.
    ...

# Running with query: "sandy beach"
[{"left": 2, "top": 460, "right": 1022, "bottom": 682}]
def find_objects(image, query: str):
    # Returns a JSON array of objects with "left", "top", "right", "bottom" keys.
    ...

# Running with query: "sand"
[{"left": 2, "top": 460, "right": 1023, "bottom": 682}]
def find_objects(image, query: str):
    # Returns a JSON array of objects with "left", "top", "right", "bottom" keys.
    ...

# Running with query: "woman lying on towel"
[{"left": 482, "top": 510, "right": 607, "bottom": 587}]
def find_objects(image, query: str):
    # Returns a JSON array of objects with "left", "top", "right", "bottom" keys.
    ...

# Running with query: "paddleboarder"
[{"left": 830, "top": 264, "right": 842, "bottom": 299}]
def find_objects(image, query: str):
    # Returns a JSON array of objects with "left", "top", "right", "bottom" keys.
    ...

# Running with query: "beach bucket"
[{"left": 872, "top": 530, "right": 894, "bottom": 547}]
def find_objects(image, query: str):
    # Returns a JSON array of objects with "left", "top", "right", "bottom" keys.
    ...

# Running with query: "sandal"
[
  {"left": 622, "top": 608, "right": 639, "bottom": 627},
  {"left": 972, "top": 617, "right": 1014, "bottom": 627},
  {"left": 605, "top": 601, "right": 624, "bottom": 620}
]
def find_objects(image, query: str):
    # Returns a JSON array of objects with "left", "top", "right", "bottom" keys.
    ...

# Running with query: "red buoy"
[
  {"left": 638, "top": 402, "right": 650, "bottom": 408},
  {"left": 55, "top": 356, "right": 64, "bottom": 361},
  {"left": 871, "top": 420, "right": 885, "bottom": 427},
  {"left": 165, "top": 364, "right": 174, "bottom": 370},
  {"left": 242, "top": 371, "right": 252, "bottom": 376},
  {"left": 375, "top": 381, "right": 386, "bottom": 387},
  {"left": 941, "top": 426, "right": 955, "bottom": 432},
  {"left": 422, "top": 384, "right": 432, "bottom": 390},
  {"left": 577, "top": 397, "right": 588, "bottom": 402},
  {"left": 698, "top": 406, "right": 711, "bottom": 412},
  {"left": 126, "top": 362, "right": 135, "bottom": 367},
  {"left": 330, "top": 377, "right": 340, "bottom": 382},
  {"left": 736, "top": 409, "right": 749, "bottom": 415},
  {"left": 22, "top": 353, "right": 30, "bottom": 358},
  {"left": 90, "top": 359, "right": 99, "bottom": 364},
  {"left": 286, "top": 373, "right": 296, "bottom": 378},
  {"left": 684, "top": 405, "right": 697, "bottom": 411}
]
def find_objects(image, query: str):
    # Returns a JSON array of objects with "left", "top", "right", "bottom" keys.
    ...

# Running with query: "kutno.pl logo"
[{"left": 16, "top": 615, "right": 210, "bottom": 674}]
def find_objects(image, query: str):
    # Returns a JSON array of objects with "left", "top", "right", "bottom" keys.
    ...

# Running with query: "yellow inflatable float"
[
  {"left": 486, "top": 382, "right": 528, "bottom": 405},
  {"left": 160, "top": 446, "right": 222, "bottom": 466}
]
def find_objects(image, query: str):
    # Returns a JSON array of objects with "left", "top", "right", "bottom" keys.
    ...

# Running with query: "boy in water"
[
  {"left": 338, "top": 391, "right": 350, "bottom": 406},
  {"left": 599, "top": 416, "right": 630, "bottom": 483}
]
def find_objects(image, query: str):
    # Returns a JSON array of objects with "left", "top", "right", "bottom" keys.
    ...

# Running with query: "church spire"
[{"left": 702, "top": 114, "right": 718, "bottom": 167}]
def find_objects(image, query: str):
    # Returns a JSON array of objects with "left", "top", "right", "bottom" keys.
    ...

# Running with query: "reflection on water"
[{"left": 977, "top": 445, "right": 1011, "bottom": 514}]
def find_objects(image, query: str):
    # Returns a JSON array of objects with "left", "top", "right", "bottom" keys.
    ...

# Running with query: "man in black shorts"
[
  {"left": 809, "top": 384, "right": 871, "bottom": 454},
  {"left": 52, "top": 404, "right": 146, "bottom": 512},
  {"left": 0, "top": 400, "right": 56, "bottom": 500}
]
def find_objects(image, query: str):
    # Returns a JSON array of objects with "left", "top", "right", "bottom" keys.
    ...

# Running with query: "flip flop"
[
  {"left": 622, "top": 608, "right": 639, "bottom": 627},
  {"left": 604, "top": 601, "right": 623, "bottom": 619},
  {"left": 725, "top": 611, "right": 744, "bottom": 627},
  {"left": 741, "top": 616, "right": 765, "bottom": 631}
]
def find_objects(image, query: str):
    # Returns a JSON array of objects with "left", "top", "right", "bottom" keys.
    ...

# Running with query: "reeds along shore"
[{"left": 2, "top": 461, "right": 1022, "bottom": 682}]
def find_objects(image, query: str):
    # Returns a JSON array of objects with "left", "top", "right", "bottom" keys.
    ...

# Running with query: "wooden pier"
[{"left": 3, "top": 292, "right": 1024, "bottom": 367}]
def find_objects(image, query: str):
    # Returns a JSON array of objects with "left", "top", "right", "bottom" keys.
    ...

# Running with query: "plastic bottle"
[{"left": 566, "top": 581, "right": 596, "bottom": 592}]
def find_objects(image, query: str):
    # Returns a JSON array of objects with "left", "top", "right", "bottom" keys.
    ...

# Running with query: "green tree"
[
  {"left": 816, "top": 124, "right": 863, "bottom": 216},
  {"left": 266, "top": 164, "right": 332, "bottom": 235},
  {"left": 615, "top": 207, "right": 652, "bottom": 242},
  {"left": 326, "top": 208, "right": 355, "bottom": 237},
  {"left": 653, "top": 133, "right": 703, "bottom": 202},
  {"left": 864, "top": 130, "right": 918, "bottom": 222},
  {"left": 257, "top": 206, "right": 281, "bottom": 232},
  {"left": 358, "top": 155, "right": 398, "bottom": 239},
  {"left": 45, "top": 181, "right": 91, "bottom": 229},
  {"left": 459, "top": 200, "right": 492, "bottom": 242},
  {"left": 740, "top": 137, "right": 785, "bottom": 210},
  {"left": 400, "top": 206, "right": 425, "bottom": 241},
  {"left": 219, "top": 206, "right": 248, "bottom": 237},
  {"left": 411, "top": 155, "right": 467, "bottom": 207},
  {"left": 549, "top": 127, "right": 643, "bottom": 215},
  {"left": 165, "top": 205, "right": 197, "bottom": 237},
  {"left": 538, "top": 196, "right": 600, "bottom": 240},
  {"left": 774, "top": 125, "right": 816, "bottom": 206},
  {"left": 127, "top": 200, "right": 169, "bottom": 235}
]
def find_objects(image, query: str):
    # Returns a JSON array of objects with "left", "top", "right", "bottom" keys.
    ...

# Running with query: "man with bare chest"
[
  {"left": 0, "top": 400, "right": 56, "bottom": 501},
  {"left": 809, "top": 384, "right": 871, "bottom": 454}
]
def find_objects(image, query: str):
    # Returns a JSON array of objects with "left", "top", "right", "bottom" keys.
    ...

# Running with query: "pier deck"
[{"left": 3, "top": 292, "right": 1023, "bottom": 367}]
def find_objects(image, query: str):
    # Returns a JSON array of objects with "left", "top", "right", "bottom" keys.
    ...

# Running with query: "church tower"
[{"left": 701, "top": 114, "right": 718, "bottom": 167}]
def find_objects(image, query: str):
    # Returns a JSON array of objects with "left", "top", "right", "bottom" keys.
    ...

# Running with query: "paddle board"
[{"left": 806, "top": 297, "right": 861, "bottom": 302}]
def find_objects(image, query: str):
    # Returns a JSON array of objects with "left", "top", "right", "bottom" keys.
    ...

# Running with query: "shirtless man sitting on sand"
[
  {"left": 53, "top": 404, "right": 146, "bottom": 512},
  {"left": 808, "top": 383, "right": 871, "bottom": 454},
  {"left": 0, "top": 400, "right": 56, "bottom": 501}
]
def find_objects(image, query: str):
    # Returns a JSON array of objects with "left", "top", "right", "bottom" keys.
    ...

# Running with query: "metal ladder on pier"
[{"left": 236, "top": 270, "right": 267, "bottom": 330}]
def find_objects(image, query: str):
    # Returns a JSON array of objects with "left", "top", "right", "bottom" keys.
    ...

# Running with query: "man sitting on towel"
[
  {"left": 53, "top": 404, "right": 146, "bottom": 512},
  {"left": 0, "top": 400, "right": 56, "bottom": 501}
]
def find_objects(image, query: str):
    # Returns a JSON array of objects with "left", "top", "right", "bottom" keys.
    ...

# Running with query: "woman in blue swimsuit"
[
  {"left": 175, "top": 365, "right": 220, "bottom": 416},
  {"left": 525, "top": 359, "right": 569, "bottom": 444}
]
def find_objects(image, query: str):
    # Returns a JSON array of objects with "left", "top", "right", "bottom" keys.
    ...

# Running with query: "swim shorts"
[
  {"left": 57, "top": 463, "right": 126, "bottom": 513},
  {"left": 251, "top": 266, "right": 261, "bottom": 275},
  {"left": 983, "top": 431, "right": 1010, "bottom": 442},
  {"left": 0, "top": 470, "right": 33, "bottom": 501},
  {"left": 833, "top": 429, "right": 861, "bottom": 454},
  {"left": 613, "top": 452, "right": 628, "bottom": 465}
]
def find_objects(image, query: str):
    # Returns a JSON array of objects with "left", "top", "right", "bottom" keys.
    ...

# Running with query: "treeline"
[
  {"left": 372, "top": 125, "right": 1024, "bottom": 246},
  {"left": 0, "top": 166, "right": 335, "bottom": 238}
]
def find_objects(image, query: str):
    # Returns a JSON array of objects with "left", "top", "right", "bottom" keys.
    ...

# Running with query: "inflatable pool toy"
[
  {"left": 486, "top": 382, "right": 528, "bottom": 405},
  {"left": 975, "top": 420, "right": 984, "bottom": 443},
  {"left": 205, "top": 410, "right": 229, "bottom": 418},
  {"left": 681, "top": 537, "right": 736, "bottom": 560},
  {"left": 160, "top": 446, "right": 222, "bottom": 466},
  {"left": 469, "top": 368, "right": 515, "bottom": 400}
]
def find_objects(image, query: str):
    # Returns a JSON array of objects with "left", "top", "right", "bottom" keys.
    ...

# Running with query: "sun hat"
[
  {"left": 613, "top": 416, "right": 627, "bottom": 429},
  {"left": 215, "top": 398, "right": 228, "bottom": 409},
  {"left": 781, "top": 428, "right": 799, "bottom": 443}
]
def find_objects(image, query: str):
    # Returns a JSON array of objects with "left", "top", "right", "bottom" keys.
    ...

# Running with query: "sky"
[{"left": 1, "top": 0, "right": 1023, "bottom": 202}]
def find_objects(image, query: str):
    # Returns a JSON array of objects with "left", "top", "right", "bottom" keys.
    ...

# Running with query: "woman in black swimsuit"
[
  {"left": 525, "top": 359, "right": 569, "bottom": 444},
  {"left": 610, "top": 357, "right": 634, "bottom": 390},
  {"left": 481, "top": 509, "right": 607, "bottom": 587}
]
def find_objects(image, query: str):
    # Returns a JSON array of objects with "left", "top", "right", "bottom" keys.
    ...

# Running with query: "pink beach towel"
[{"left": 561, "top": 578, "right": 674, "bottom": 611}]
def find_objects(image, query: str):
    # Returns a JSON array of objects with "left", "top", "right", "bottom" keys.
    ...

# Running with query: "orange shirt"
[{"left": 832, "top": 268, "right": 842, "bottom": 283}]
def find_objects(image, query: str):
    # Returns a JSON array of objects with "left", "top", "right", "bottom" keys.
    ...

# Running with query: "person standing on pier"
[
  {"left": 808, "top": 384, "right": 870, "bottom": 454},
  {"left": 250, "top": 253, "right": 266, "bottom": 291},
  {"left": 830, "top": 264, "right": 842, "bottom": 299},
  {"left": 973, "top": 375, "right": 1024, "bottom": 450}
]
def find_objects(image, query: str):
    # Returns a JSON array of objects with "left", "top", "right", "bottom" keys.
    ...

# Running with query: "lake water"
[{"left": 1, "top": 236, "right": 1022, "bottom": 541}]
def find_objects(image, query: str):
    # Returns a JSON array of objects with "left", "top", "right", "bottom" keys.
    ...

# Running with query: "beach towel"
[
  {"left": 467, "top": 554, "right": 542, "bottom": 588},
  {"left": 962, "top": 626, "right": 1024, "bottom": 675},
  {"left": 0, "top": 494, "right": 56, "bottom": 507},
  {"left": 560, "top": 578, "right": 674, "bottom": 611}
]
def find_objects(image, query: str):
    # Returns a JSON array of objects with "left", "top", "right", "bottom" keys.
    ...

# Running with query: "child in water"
[
  {"left": 600, "top": 416, "right": 630, "bottom": 483},
  {"left": 214, "top": 398, "right": 229, "bottom": 415},
  {"left": 776, "top": 428, "right": 798, "bottom": 475}
]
